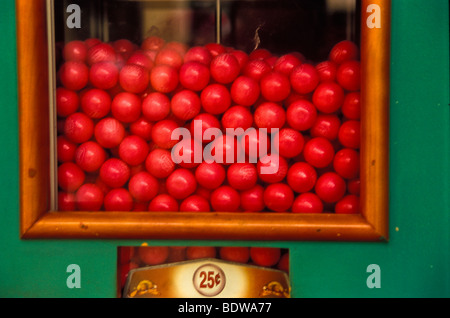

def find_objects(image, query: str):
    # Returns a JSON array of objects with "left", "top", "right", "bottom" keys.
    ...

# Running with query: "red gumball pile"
[{"left": 56, "top": 36, "right": 360, "bottom": 214}]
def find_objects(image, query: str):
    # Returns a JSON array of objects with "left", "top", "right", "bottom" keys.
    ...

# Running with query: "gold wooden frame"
[{"left": 17, "top": 0, "right": 390, "bottom": 241}]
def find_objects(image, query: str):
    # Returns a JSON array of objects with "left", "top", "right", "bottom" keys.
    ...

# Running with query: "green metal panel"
[{"left": 0, "top": 0, "right": 448, "bottom": 297}]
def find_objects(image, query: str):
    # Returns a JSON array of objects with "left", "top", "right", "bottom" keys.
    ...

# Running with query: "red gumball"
[
  {"left": 141, "top": 36, "right": 165, "bottom": 51},
  {"left": 118, "top": 135, "right": 150, "bottom": 166},
  {"left": 333, "top": 148, "right": 360, "bottom": 179},
  {"left": 74, "top": 141, "right": 107, "bottom": 172},
  {"left": 310, "top": 114, "right": 341, "bottom": 141},
  {"left": 63, "top": 112, "right": 94, "bottom": 144},
  {"left": 273, "top": 128, "right": 304, "bottom": 158},
  {"left": 63, "top": 40, "right": 87, "bottom": 62},
  {"left": 114, "top": 39, "right": 137, "bottom": 58},
  {"left": 260, "top": 71, "right": 291, "bottom": 102},
  {"left": 111, "top": 92, "right": 141, "bottom": 123},
  {"left": 148, "top": 194, "right": 179, "bottom": 212},
  {"left": 59, "top": 61, "right": 89, "bottom": 91},
  {"left": 190, "top": 113, "right": 222, "bottom": 144},
  {"left": 205, "top": 42, "right": 226, "bottom": 57},
  {"left": 347, "top": 178, "right": 361, "bottom": 195},
  {"left": 99, "top": 158, "right": 130, "bottom": 188},
  {"left": 58, "top": 191, "right": 76, "bottom": 211},
  {"left": 210, "top": 53, "right": 240, "bottom": 84},
  {"left": 221, "top": 106, "right": 253, "bottom": 133},
  {"left": 291, "top": 192, "right": 323, "bottom": 213},
  {"left": 183, "top": 46, "right": 213, "bottom": 65},
  {"left": 171, "top": 89, "right": 201, "bottom": 121},
  {"left": 335, "top": 194, "right": 360, "bottom": 214},
  {"left": 303, "top": 137, "right": 335, "bottom": 168},
  {"left": 194, "top": 162, "right": 226, "bottom": 190},
  {"left": 180, "top": 195, "right": 211, "bottom": 212},
  {"left": 94, "top": 117, "right": 125, "bottom": 148},
  {"left": 150, "top": 64, "right": 179, "bottom": 93},
  {"left": 129, "top": 117, "right": 153, "bottom": 141},
  {"left": 104, "top": 188, "right": 133, "bottom": 211},
  {"left": 206, "top": 133, "right": 244, "bottom": 165},
  {"left": 312, "top": 81, "right": 345, "bottom": 114},
  {"left": 263, "top": 183, "right": 294, "bottom": 212},
  {"left": 240, "top": 184, "right": 265, "bottom": 212},
  {"left": 219, "top": 247, "right": 250, "bottom": 263},
  {"left": 230, "top": 75, "right": 260, "bottom": 107},
  {"left": 250, "top": 247, "right": 281, "bottom": 267},
  {"left": 226, "top": 162, "right": 258, "bottom": 191},
  {"left": 57, "top": 135, "right": 77, "bottom": 163},
  {"left": 57, "top": 162, "right": 85, "bottom": 192},
  {"left": 138, "top": 246, "right": 170, "bottom": 265},
  {"left": 287, "top": 162, "right": 317, "bottom": 193},
  {"left": 249, "top": 48, "right": 272, "bottom": 60},
  {"left": 200, "top": 83, "right": 231, "bottom": 115},
  {"left": 342, "top": 92, "right": 361, "bottom": 120},
  {"left": 145, "top": 148, "right": 176, "bottom": 179},
  {"left": 273, "top": 53, "right": 303, "bottom": 76},
  {"left": 127, "top": 51, "right": 154, "bottom": 70},
  {"left": 338, "top": 120, "right": 360, "bottom": 149},
  {"left": 119, "top": 64, "right": 150, "bottom": 94},
  {"left": 142, "top": 92, "right": 171, "bottom": 122},
  {"left": 171, "top": 137, "right": 202, "bottom": 169},
  {"left": 179, "top": 61, "right": 210, "bottom": 91},
  {"left": 314, "top": 172, "right": 347, "bottom": 203},
  {"left": 254, "top": 102, "right": 286, "bottom": 130},
  {"left": 337, "top": 60, "right": 361, "bottom": 91},
  {"left": 210, "top": 185, "right": 240, "bottom": 212},
  {"left": 166, "top": 168, "right": 197, "bottom": 200},
  {"left": 257, "top": 155, "right": 288, "bottom": 184},
  {"left": 186, "top": 246, "right": 216, "bottom": 260},
  {"left": 242, "top": 59, "right": 271, "bottom": 81},
  {"left": 229, "top": 49, "right": 249, "bottom": 68},
  {"left": 86, "top": 42, "right": 116, "bottom": 66},
  {"left": 329, "top": 40, "right": 359, "bottom": 65},
  {"left": 151, "top": 119, "right": 180, "bottom": 149},
  {"left": 128, "top": 171, "right": 159, "bottom": 202},
  {"left": 89, "top": 61, "right": 119, "bottom": 90},
  {"left": 290, "top": 63, "right": 320, "bottom": 95},
  {"left": 56, "top": 87, "right": 79, "bottom": 117},
  {"left": 154, "top": 47, "right": 183, "bottom": 69},
  {"left": 315, "top": 60, "right": 338, "bottom": 82},
  {"left": 75, "top": 183, "right": 104, "bottom": 211},
  {"left": 162, "top": 246, "right": 186, "bottom": 262},
  {"left": 80, "top": 88, "right": 111, "bottom": 119},
  {"left": 286, "top": 99, "right": 317, "bottom": 131}
]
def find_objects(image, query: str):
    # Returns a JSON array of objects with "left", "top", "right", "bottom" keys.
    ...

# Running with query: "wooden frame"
[{"left": 17, "top": 0, "right": 390, "bottom": 241}]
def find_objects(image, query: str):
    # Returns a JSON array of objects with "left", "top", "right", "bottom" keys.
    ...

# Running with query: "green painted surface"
[{"left": 0, "top": 0, "right": 448, "bottom": 298}]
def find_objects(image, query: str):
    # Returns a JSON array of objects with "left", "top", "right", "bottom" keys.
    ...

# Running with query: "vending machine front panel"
[{"left": 18, "top": 0, "right": 390, "bottom": 241}]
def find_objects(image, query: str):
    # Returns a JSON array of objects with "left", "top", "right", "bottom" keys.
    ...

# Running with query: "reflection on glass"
[{"left": 55, "top": 0, "right": 359, "bottom": 62}]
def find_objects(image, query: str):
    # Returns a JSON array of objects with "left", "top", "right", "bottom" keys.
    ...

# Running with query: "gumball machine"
[
  {"left": 32, "top": 0, "right": 389, "bottom": 238},
  {"left": 19, "top": 0, "right": 450, "bottom": 301}
]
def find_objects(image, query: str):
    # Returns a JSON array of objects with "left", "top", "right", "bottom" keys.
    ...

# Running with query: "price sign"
[{"left": 193, "top": 263, "right": 226, "bottom": 297}]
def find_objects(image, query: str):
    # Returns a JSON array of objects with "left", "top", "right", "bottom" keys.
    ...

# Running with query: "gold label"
[
  {"left": 124, "top": 258, "right": 290, "bottom": 298},
  {"left": 192, "top": 263, "right": 226, "bottom": 297}
]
